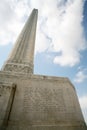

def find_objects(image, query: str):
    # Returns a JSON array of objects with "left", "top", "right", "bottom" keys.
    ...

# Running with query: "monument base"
[
  {"left": 0, "top": 72, "right": 87, "bottom": 130},
  {"left": 5, "top": 124, "right": 87, "bottom": 130}
]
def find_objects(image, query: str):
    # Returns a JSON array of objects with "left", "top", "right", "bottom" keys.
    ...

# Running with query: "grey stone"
[{"left": 0, "top": 9, "right": 86, "bottom": 130}]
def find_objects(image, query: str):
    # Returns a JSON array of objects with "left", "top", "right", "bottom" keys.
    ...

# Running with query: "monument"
[{"left": 0, "top": 9, "right": 86, "bottom": 130}]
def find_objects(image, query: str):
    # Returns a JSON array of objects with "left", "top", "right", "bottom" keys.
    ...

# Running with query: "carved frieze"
[{"left": 2, "top": 63, "right": 33, "bottom": 74}]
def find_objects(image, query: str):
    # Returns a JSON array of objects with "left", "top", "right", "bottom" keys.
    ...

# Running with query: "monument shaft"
[
  {"left": 2, "top": 9, "right": 38, "bottom": 74},
  {"left": 0, "top": 9, "right": 86, "bottom": 130}
]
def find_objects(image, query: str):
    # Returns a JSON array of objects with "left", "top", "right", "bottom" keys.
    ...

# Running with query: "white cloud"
[
  {"left": 0, "top": 0, "right": 87, "bottom": 124},
  {"left": 79, "top": 95, "right": 87, "bottom": 124},
  {"left": 30, "top": 0, "right": 86, "bottom": 66},
  {"left": 0, "top": 0, "right": 31, "bottom": 45},
  {"left": 74, "top": 68, "right": 87, "bottom": 83},
  {"left": 0, "top": 0, "right": 86, "bottom": 67}
]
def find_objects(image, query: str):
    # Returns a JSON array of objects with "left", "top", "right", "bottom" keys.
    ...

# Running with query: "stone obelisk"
[
  {"left": 0, "top": 9, "right": 87, "bottom": 130},
  {"left": 2, "top": 9, "right": 38, "bottom": 74}
]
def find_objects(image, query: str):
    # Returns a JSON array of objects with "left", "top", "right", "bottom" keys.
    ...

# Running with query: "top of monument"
[{"left": 2, "top": 9, "right": 38, "bottom": 74}]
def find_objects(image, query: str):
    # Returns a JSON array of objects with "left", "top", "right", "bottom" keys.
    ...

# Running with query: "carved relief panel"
[{"left": 0, "top": 82, "right": 16, "bottom": 129}]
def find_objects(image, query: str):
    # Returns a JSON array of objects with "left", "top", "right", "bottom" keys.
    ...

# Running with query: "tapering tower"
[
  {"left": 0, "top": 8, "right": 86, "bottom": 130},
  {"left": 2, "top": 9, "right": 38, "bottom": 74}
]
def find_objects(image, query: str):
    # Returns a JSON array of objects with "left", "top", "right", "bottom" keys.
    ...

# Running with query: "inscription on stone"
[{"left": 23, "top": 85, "right": 65, "bottom": 122}]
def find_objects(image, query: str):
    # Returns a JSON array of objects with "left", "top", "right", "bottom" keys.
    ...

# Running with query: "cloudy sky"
[{"left": 0, "top": 0, "right": 87, "bottom": 124}]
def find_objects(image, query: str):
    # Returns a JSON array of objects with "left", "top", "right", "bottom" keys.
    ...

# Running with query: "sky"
[{"left": 0, "top": 0, "right": 87, "bottom": 124}]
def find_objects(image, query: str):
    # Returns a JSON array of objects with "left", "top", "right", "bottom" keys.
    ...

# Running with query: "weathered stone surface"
[
  {"left": 0, "top": 72, "right": 86, "bottom": 130},
  {"left": 6, "top": 125, "right": 87, "bottom": 130},
  {"left": 2, "top": 63, "right": 33, "bottom": 74},
  {"left": 0, "top": 82, "right": 16, "bottom": 130},
  {"left": 0, "top": 8, "right": 86, "bottom": 130},
  {"left": 2, "top": 9, "right": 38, "bottom": 74}
]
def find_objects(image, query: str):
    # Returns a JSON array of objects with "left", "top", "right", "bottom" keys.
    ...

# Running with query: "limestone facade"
[
  {"left": 0, "top": 71, "right": 86, "bottom": 130},
  {"left": 0, "top": 9, "right": 87, "bottom": 130}
]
